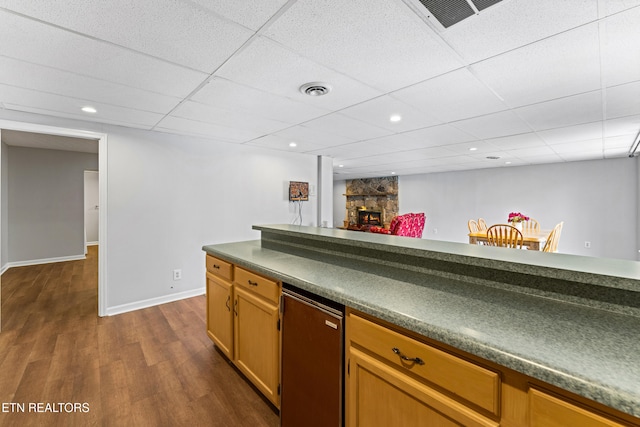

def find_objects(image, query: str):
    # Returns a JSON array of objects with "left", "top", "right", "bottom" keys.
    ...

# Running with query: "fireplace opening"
[{"left": 358, "top": 210, "right": 382, "bottom": 227}]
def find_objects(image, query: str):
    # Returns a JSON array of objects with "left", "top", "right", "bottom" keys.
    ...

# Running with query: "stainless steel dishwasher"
[{"left": 280, "top": 285, "right": 344, "bottom": 427}]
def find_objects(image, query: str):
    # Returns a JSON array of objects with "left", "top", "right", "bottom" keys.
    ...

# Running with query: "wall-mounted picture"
[{"left": 289, "top": 181, "right": 309, "bottom": 201}]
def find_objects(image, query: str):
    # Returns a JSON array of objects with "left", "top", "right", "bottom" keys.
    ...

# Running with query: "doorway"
[
  {"left": 0, "top": 119, "right": 108, "bottom": 318},
  {"left": 84, "top": 170, "right": 99, "bottom": 254}
]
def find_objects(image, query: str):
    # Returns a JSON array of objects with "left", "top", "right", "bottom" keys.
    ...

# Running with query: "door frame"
[{"left": 0, "top": 119, "right": 108, "bottom": 317}]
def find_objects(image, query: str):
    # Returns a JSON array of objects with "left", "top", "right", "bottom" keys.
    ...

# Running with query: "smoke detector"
[{"left": 299, "top": 82, "right": 332, "bottom": 97}]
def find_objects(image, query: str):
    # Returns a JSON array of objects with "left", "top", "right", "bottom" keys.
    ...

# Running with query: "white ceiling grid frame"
[{"left": 262, "top": 0, "right": 466, "bottom": 92}]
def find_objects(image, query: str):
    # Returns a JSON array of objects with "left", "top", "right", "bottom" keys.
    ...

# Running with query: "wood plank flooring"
[{"left": 0, "top": 247, "right": 279, "bottom": 427}]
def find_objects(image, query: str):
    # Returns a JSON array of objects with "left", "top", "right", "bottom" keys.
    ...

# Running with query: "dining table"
[{"left": 468, "top": 228, "right": 551, "bottom": 251}]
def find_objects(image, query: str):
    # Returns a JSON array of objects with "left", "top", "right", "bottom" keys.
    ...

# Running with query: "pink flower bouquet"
[{"left": 508, "top": 212, "right": 529, "bottom": 223}]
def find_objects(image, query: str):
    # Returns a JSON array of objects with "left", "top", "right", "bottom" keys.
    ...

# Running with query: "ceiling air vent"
[
  {"left": 415, "top": 0, "right": 503, "bottom": 29},
  {"left": 299, "top": 82, "right": 332, "bottom": 97}
]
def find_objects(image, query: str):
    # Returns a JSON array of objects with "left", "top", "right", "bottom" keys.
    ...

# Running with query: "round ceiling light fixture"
[{"left": 299, "top": 82, "right": 332, "bottom": 97}]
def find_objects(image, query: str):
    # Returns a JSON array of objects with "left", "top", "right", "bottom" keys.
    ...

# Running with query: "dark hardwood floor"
[{"left": 0, "top": 246, "right": 279, "bottom": 427}]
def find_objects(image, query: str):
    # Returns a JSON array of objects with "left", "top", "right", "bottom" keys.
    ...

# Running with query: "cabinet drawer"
[
  {"left": 206, "top": 255, "right": 233, "bottom": 280},
  {"left": 529, "top": 387, "right": 626, "bottom": 427},
  {"left": 235, "top": 267, "right": 280, "bottom": 304},
  {"left": 349, "top": 313, "right": 500, "bottom": 416}
]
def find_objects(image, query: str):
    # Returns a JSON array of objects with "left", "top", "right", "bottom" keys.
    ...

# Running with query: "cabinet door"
[
  {"left": 206, "top": 272, "right": 234, "bottom": 360},
  {"left": 234, "top": 285, "right": 280, "bottom": 407},
  {"left": 347, "top": 347, "right": 498, "bottom": 427}
]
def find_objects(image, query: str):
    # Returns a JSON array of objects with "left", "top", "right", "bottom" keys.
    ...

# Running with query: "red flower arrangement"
[{"left": 508, "top": 212, "right": 529, "bottom": 223}]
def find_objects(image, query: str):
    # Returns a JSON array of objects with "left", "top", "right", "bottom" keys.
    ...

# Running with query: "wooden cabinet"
[
  {"left": 346, "top": 311, "right": 499, "bottom": 427},
  {"left": 346, "top": 309, "right": 640, "bottom": 427},
  {"left": 205, "top": 255, "right": 282, "bottom": 408}
]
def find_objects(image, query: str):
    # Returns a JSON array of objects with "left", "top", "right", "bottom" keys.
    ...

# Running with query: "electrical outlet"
[
  {"left": 173, "top": 269, "right": 182, "bottom": 280},
  {"left": 584, "top": 241, "right": 591, "bottom": 249}
]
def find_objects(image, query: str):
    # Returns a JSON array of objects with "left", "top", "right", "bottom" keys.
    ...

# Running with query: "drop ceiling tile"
[
  {"left": 605, "top": 134, "right": 635, "bottom": 150},
  {"left": 301, "top": 113, "right": 392, "bottom": 141},
  {"left": 445, "top": 140, "right": 502, "bottom": 154},
  {"left": 537, "top": 122, "right": 603, "bottom": 145},
  {"left": 600, "top": 6, "right": 640, "bottom": 86},
  {"left": 484, "top": 133, "right": 547, "bottom": 150},
  {"left": 603, "top": 147, "right": 631, "bottom": 158},
  {"left": 0, "top": 10, "right": 208, "bottom": 97},
  {"left": 402, "top": 124, "right": 477, "bottom": 147},
  {"left": 246, "top": 134, "right": 326, "bottom": 153},
  {"left": 391, "top": 68, "right": 508, "bottom": 122},
  {"left": 0, "top": 84, "right": 164, "bottom": 128},
  {"left": 605, "top": 81, "right": 640, "bottom": 119},
  {"left": 452, "top": 110, "right": 532, "bottom": 139},
  {"left": 507, "top": 145, "right": 558, "bottom": 157},
  {"left": 263, "top": 0, "right": 463, "bottom": 92},
  {"left": 549, "top": 138, "right": 603, "bottom": 154},
  {"left": 440, "top": 0, "right": 598, "bottom": 63},
  {"left": 471, "top": 24, "right": 601, "bottom": 107},
  {"left": 522, "top": 153, "right": 565, "bottom": 164},
  {"left": 515, "top": 91, "right": 603, "bottom": 131},
  {"left": 340, "top": 95, "right": 442, "bottom": 132},
  {"left": 188, "top": 0, "right": 290, "bottom": 30},
  {"left": 171, "top": 101, "right": 291, "bottom": 134},
  {"left": 217, "top": 37, "right": 383, "bottom": 110},
  {"left": 556, "top": 151, "right": 603, "bottom": 162},
  {"left": 604, "top": 115, "right": 640, "bottom": 137},
  {"left": 0, "top": 0, "right": 254, "bottom": 72},
  {"left": 0, "top": 56, "right": 181, "bottom": 113},
  {"left": 191, "top": 78, "right": 331, "bottom": 124},
  {"left": 154, "top": 116, "right": 262, "bottom": 142},
  {"left": 364, "top": 133, "right": 439, "bottom": 151},
  {"left": 271, "top": 124, "right": 356, "bottom": 148}
]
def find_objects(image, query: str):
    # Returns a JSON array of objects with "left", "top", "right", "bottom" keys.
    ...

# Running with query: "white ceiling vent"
[{"left": 414, "top": 0, "right": 504, "bottom": 29}]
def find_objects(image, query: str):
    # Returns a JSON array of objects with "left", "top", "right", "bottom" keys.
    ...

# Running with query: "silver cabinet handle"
[{"left": 392, "top": 347, "right": 425, "bottom": 365}]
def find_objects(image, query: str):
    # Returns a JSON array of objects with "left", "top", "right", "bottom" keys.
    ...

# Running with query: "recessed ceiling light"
[
  {"left": 469, "top": 147, "right": 478, "bottom": 151},
  {"left": 389, "top": 114, "right": 402, "bottom": 123},
  {"left": 391, "top": 171, "right": 396, "bottom": 175},
  {"left": 299, "top": 82, "right": 332, "bottom": 97},
  {"left": 289, "top": 142, "right": 297, "bottom": 147},
  {"left": 81, "top": 106, "right": 97, "bottom": 113},
  {"left": 338, "top": 164, "right": 344, "bottom": 168},
  {"left": 505, "top": 161, "right": 512, "bottom": 165}
]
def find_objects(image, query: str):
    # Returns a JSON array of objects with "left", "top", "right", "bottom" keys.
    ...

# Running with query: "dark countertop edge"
[
  {"left": 202, "top": 241, "right": 640, "bottom": 418},
  {"left": 253, "top": 224, "right": 640, "bottom": 292}
]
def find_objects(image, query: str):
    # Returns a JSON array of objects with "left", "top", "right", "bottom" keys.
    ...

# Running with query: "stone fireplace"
[
  {"left": 344, "top": 176, "right": 398, "bottom": 228},
  {"left": 357, "top": 209, "right": 382, "bottom": 227}
]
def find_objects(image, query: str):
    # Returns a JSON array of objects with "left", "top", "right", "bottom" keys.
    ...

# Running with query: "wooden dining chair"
[
  {"left": 468, "top": 219, "right": 479, "bottom": 233},
  {"left": 522, "top": 218, "right": 540, "bottom": 233},
  {"left": 486, "top": 224, "right": 524, "bottom": 249},
  {"left": 542, "top": 221, "right": 564, "bottom": 253},
  {"left": 477, "top": 218, "right": 488, "bottom": 231}
]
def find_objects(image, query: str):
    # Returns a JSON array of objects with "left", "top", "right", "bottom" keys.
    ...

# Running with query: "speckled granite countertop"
[{"left": 203, "top": 225, "right": 640, "bottom": 418}]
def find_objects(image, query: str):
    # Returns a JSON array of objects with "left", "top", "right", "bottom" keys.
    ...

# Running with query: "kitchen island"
[{"left": 203, "top": 224, "right": 640, "bottom": 425}]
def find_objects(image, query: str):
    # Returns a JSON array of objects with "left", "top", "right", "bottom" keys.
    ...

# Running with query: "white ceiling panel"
[
  {"left": 604, "top": 115, "right": 640, "bottom": 137},
  {"left": 246, "top": 133, "right": 327, "bottom": 153},
  {"left": 515, "top": 91, "right": 603, "bottom": 131},
  {"left": 263, "top": 0, "right": 463, "bottom": 92},
  {"left": 605, "top": 134, "right": 635, "bottom": 150},
  {"left": 452, "top": 110, "right": 532, "bottom": 139},
  {"left": 0, "top": 10, "right": 208, "bottom": 98},
  {"left": 300, "top": 113, "right": 392, "bottom": 141},
  {"left": 340, "top": 95, "right": 442, "bottom": 132},
  {"left": 605, "top": 81, "right": 640, "bottom": 119},
  {"left": 170, "top": 101, "right": 291, "bottom": 134},
  {"left": 154, "top": 116, "right": 262, "bottom": 142},
  {"left": 0, "top": 84, "right": 164, "bottom": 128},
  {"left": 484, "top": 133, "right": 546, "bottom": 150},
  {"left": 549, "top": 138, "right": 603, "bottom": 154},
  {"left": 440, "top": 0, "right": 598, "bottom": 64},
  {"left": 471, "top": 24, "right": 602, "bottom": 107},
  {"left": 0, "top": 0, "right": 254, "bottom": 72},
  {"left": 216, "top": 37, "right": 383, "bottom": 110},
  {"left": 268, "top": 124, "right": 356, "bottom": 148},
  {"left": 537, "top": 122, "right": 603, "bottom": 145},
  {"left": 0, "top": 56, "right": 181, "bottom": 114},
  {"left": 190, "top": 77, "right": 331, "bottom": 124},
  {"left": 391, "top": 68, "right": 508, "bottom": 122},
  {"left": 187, "top": 0, "right": 290, "bottom": 31},
  {"left": 402, "top": 124, "right": 477, "bottom": 147},
  {"left": 600, "top": 6, "right": 640, "bottom": 87}
]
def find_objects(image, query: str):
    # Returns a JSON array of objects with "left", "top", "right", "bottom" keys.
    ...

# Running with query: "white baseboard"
[
  {"left": 87, "top": 241, "right": 99, "bottom": 246},
  {"left": 1, "top": 254, "right": 87, "bottom": 274},
  {"left": 106, "top": 287, "right": 206, "bottom": 316}
]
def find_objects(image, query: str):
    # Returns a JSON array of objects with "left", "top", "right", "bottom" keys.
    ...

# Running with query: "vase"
[{"left": 512, "top": 222, "right": 523, "bottom": 232}]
